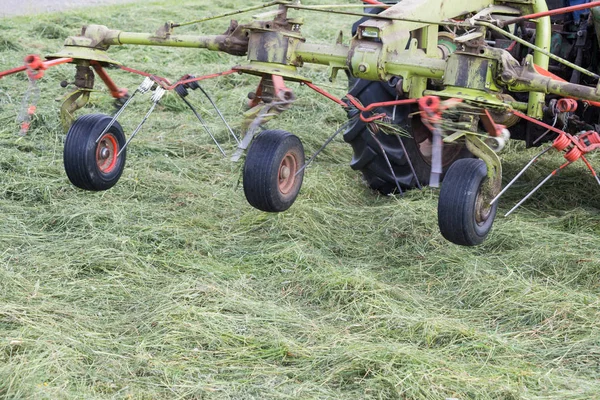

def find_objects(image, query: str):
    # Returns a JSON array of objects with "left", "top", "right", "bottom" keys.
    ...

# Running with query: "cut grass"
[{"left": 1, "top": 1, "right": 600, "bottom": 399}]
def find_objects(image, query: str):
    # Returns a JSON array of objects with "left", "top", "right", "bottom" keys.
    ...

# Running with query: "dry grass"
[{"left": 1, "top": 1, "right": 600, "bottom": 399}]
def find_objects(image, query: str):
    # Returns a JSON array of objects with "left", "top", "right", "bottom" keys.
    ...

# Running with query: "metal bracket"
[{"left": 465, "top": 135, "right": 502, "bottom": 199}]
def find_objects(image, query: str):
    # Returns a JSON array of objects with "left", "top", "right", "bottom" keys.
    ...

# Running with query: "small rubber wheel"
[
  {"left": 438, "top": 158, "right": 498, "bottom": 246},
  {"left": 243, "top": 130, "right": 305, "bottom": 212},
  {"left": 64, "top": 113, "right": 127, "bottom": 191}
]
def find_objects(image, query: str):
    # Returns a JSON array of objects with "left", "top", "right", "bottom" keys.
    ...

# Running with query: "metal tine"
[
  {"left": 116, "top": 86, "right": 165, "bottom": 158},
  {"left": 392, "top": 102, "right": 422, "bottom": 190},
  {"left": 197, "top": 85, "right": 240, "bottom": 145},
  {"left": 295, "top": 117, "right": 356, "bottom": 177},
  {"left": 581, "top": 155, "right": 600, "bottom": 187},
  {"left": 490, "top": 145, "right": 553, "bottom": 205},
  {"left": 371, "top": 127, "right": 403, "bottom": 195},
  {"left": 396, "top": 135, "right": 422, "bottom": 190},
  {"left": 96, "top": 77, "right": 155, "bottom": 144},
  {"left": 594, "top": 173, "right": 600, "bottom": 187},
  {"left": 504, "top": 162, "right": 570, "bottom": 217},
  {"left": 532, "top": 114, "right": 558, "bottom": 145},
  {"left": 178, "top": 93, "right": 227, "bottom": 157}
]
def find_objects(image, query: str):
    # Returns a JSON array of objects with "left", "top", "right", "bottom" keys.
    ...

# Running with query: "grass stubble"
[{"left": 0, "top": 1, "right": 599, "bottom": 399}]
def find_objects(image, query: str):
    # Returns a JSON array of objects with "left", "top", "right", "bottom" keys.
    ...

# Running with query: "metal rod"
[
  {"left": 501, "top": 0, "right": 600, "bottom": 27},
  {"left": 197, "top": 85, "right": 240, "bottom": 145},
  {"left": 532, "top": 115, "right": 558, "bottom": 145},
  {"left": 172, "top": 1, "right": 283, "bottom": 28},
  {"left": 95, "top": 77, "right": 155, "bottom": 144},
  {"left": 295, "top": 118, "right": 356, "bottom": 177},
  {"left": 300, "top": 4, "right": 389, "bottom": 9},
  {"left": 116, "top": 102, "right": 157, "bottom": 158},
  {"left": 282, "top": 2, "right": 470, "bottom": 26},
  {"left": 490, "top": 146, "right": 553, "bottom": 205},
  {"left": 369, "top": 128, "right": 403, "bottom": 195},
  {"left": 95, "top": 91, "right": 137, "bottom": 143},
  {"left": 505, "top": 161, "right": 571, "bottom": 216},
  {"left": 397, "top": 135, "right": 422, "bottom": 190},
  {"left": 179, "top": 94, "right": 227, "bottom": 157},
  {"left": 0, "top": 57, "right": 73, "bottom": 79},
  {"left": 116, "top": 87, "right": 165, "bottom": 158},
  {"left": 363, "top": 0, "right": 386, "bottom": 5},
  {"left": 478, "top": 21, "right": 600, "bottom": 80},
  {"left": 581, "top": 155, "right": 600, "bottom": 187},
  {"left": 504, "top": 172, "right": 555, "bottom": 217},
  {"left": 0, "top": 65, "right": 27, "bottom": 79},
  {"left": 393, "top": 102, "right": 422, "bottom": 190}
]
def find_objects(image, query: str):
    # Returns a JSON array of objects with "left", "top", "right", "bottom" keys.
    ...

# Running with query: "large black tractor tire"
[
  {"left": 64, "top": 113, "right": 127, "bottom": 191},
  {"left": 343, "top": 79, "right": 471, "bottom": 194}
]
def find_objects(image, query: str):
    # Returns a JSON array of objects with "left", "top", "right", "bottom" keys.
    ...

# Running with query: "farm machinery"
[{"left": 2, "top": 0, "right": 600, "bottom": 246}]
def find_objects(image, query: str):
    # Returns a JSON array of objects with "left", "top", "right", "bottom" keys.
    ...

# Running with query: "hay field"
[{"left": 1, "top": 1, "right": 600, "bottom": 399}]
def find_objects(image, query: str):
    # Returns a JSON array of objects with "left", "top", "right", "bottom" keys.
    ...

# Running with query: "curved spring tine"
[
  {"left": 95, "top": 77, "right": 155, "bottom": 144},
  {"left": 490, "top": 145, "right": 553, "bottom": 205},
  {"left": 178, "top": 94, "right": 226, "bottom": 157},
  {"left": 295, "top": 117, "right": 357, "bottom": 177},
  {"left": 504, "top": 173, "right": 554, "bottom": 217},
  {"left": 393, "top": 102, "right": 422, "bottom": 190},
  {"left": 116, "top": 87, "right": 165, "bottom": 158},
  {"left": 504, "top": 161, "right": 571, "bottom": 217},
  {"left": 369, "top": 126, "right": 403, "bottom": 195},
  {"left": 197, "top": 85, "right": 240, "bottom": 145}
]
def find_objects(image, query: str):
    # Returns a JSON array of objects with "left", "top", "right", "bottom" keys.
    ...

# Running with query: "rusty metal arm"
[
  {"left": 499, "top": 54, "right": 600, "bottom": 104},
  {"left": 103, "top": 32, "right": 248, "bottom": 55},
  {"left": 53, "top": 23, "right": 250, "bottom": 60}
]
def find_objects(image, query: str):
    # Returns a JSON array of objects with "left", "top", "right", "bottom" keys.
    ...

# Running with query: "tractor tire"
[{"left": 343, "top": 79, "right": 472, "bottom": 194}]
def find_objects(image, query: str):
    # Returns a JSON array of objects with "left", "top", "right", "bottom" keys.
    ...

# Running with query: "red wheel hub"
[
  {"left": 96, "top": 133, "right": 119, "bottom": 174},
  {"left": 278, "top": 152, "right": 298, "bottom": 194}
]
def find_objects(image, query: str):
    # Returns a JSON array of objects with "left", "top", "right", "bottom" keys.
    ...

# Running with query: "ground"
[
  {"left": 1, "top": 1, "right": 600, "bottom": 399},
  {"left": 1, "top": 0, "right": 139, "bottom": 17}
]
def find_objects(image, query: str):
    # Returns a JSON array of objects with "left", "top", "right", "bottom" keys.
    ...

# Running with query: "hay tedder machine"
[{"left": 2, "top": 0, "right": 600, "bottom": 246}]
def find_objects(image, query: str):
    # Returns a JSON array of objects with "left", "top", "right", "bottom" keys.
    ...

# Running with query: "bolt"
[
  {"left": 99, "top": 147, "right": 110, "bottom": 160},
  {"left": 358, "top": 63, "right": 368, "bottom": 73},
  {"left": 500, "top": 71, "right": 514, "bottom": 83}
]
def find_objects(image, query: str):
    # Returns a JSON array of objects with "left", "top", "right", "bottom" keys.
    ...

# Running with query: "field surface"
[
  {"left": 1, "top": 1, "right": 600, "bottom": 399},
  {"left": 0, "top": 0, "right": 139, "bottom": 17}
]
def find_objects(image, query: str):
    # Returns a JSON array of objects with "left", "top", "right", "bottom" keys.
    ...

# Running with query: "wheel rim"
[
  {"left": 96, "top": 133, "right": 119, "bottom": 174},
  {"left": 278, "top": 152, "right": 298, "bottom": 195},
  {"left": 474, "top": 188, "right": 493, "bottom": 226}
]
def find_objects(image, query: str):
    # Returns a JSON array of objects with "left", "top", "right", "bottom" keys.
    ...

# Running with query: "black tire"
[
  {"left": 243, "top": 130, "right": 305, "bottom": 212},
  {"left": 64, "top": 114, "right": 127, "bottom": 191},
  {"left": 438, "top": 158, "right": 498, "bottom": 246},
  {"left": 343, "top": 79, "right": 471, "bottom": 194}
]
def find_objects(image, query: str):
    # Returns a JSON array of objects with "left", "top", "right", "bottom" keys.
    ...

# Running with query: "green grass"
[{"left": 1, "top": 1, "right": 600, "bottom": 399}]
